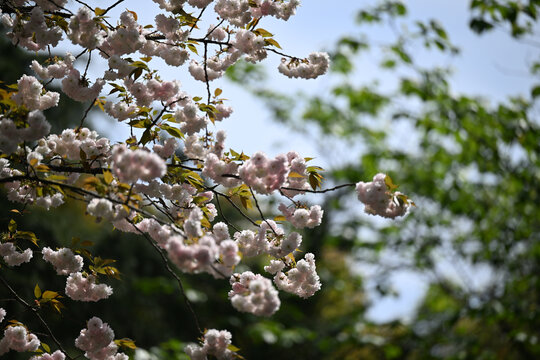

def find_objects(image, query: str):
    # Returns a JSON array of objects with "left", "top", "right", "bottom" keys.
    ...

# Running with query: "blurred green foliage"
[{"left": 226, "top": 0, "right": 540, "bottom": 359}]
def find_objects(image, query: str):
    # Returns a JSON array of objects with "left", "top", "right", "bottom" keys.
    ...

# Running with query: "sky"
[{"left": 72, "top": 0, "right": 538, "bottom": 323}]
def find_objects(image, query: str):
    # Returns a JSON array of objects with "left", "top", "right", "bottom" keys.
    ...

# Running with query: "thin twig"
[
  {"left": 214, "top": 193, "right": 240, "bottom": 232},
  {"left": 82, "top": 50, "right": 92, "bottom": 78},
  {"left": 203, "top": 19, "right": 225, "bottom": 40},
  {"left": 189, "top": 6, "right": 207, "bottom": 33},
  {"left": 103, "top": 0, "right": 124, "bottom": 15},
  {"left": 280, "top": 183, "right": 356, "bottom": 193},
  {"left": 248, "top": 186, "right": 277, "bottom": 236},
  {"left": 129, "top": 221, "right": 203, "bottom": 335},
  {"left": 203, "top": 43, "right": 212, "bottom": 104},
  {"left": 212, "top": 189, "right": 259, "bottom": 228},
  {"left": 0, "top": 275, "right": 74, "bottom": 359},
  {"left": 267, "top": 48, "right": 299, "bottom": 60},
  {"left": 77, "top": 97, "right": 97, "bottom": 131},
  {"left": 209, "top": 263, "right": 229, "bottom": 279}
]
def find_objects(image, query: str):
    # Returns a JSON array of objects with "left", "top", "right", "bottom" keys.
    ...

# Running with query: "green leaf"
[
  {"left": 264, "top": 38, "right": 282, "bottom": 49},
  {"left": 254, "top": 28, "right": 273, "bottom": 37},
  {"left": 288, "top": 171, "right": 305, "bottom": 178},
  {"left": 80, "top": 148, "right": 87, "bottom": 162},
  {"left": 469, "top": 18, "right": 494, "bottom": 34},
  {"left": 131, "top": 67, "right": 143, "bottom": 80},
  {"left": 384, "top": 174, "right": 399, "bottom": 191},
  {"left": 16, "top": 231, "right": 39, "bottom": 246},
  {"left": 309, "top": 173, "right": 322, "bottom": 190},
  {"left": 51, "top": 300, "right": 65, "bottom": 314},
  {"left": 240, "top": 196, "right": 252, "bottom": 210},
  {"left": 307, "top": 166, "right": 324, "bottom": 172},
  {"left": 46, "top": 175, "right": 68, "bottom": 181},
  {"left": 128, "top": 119, "right": 148, "bottom": 129},
  {"left": 531, "top": 85, "right": 540, "bottom": 98},
  {"left": 187, "top": 43, "right": 198, "bottom": 55},
  {"left": 140, "top": 129, "right": 153, "bottom": 145},
  {"left": 160, "top": 124, "right": 184, "bottom": 139},
  {"left": 8, "top": 219, "right": 16, "bottom": 233},
  {"left": 200, "top": 216, "right": 211, "bottom": 229},
  {"left": 162, "top": 113, "right": 174, "bottom": 121},
  {"left": 42, "top": 291, "right": 60, "bottom": 299},
  {"left": 130, "top": 61, "right": 149, "bottom": 71},
  {"left": 103, "top": 171, "right": 113, "bottom": 185},
  {"left": 34, "top": 284, "right": 41, "bottom": 299},
  {"left": 115, "top": 338, "right": 137, "bottom": 350}
]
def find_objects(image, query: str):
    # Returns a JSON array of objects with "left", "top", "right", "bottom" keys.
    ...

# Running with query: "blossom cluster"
[
  {"left": 234, "top": 151, "right": 312, "bottom": 195},
  {"left": 0, "top": 242, "right": 33, "bottom": 266},
  {"left": 0, "top": 325, "right": 40, "bottom": 356},
  {"left": 67, "top": 7, "right": 104, "bottom": 50},
  {"left": 65, "top": 272, "right": 113, "bottom": 302},
  {"left": 278, "top": 203, "right": 324, "bottom": 229},
  {"left": 0, "top": 110, "right": 51, "bottom": 154},
  {"left": 1, "top": 154, "right": 65, "bottom": 208},
  {"left": 12, "top": 75, "right": 59, "bottom": 111},
  {"left": 258, "top": 220, "right": 303, "bottom": 258},
  {"left": 135, "top": 179, "right": 195, "bottom": 206},
  {"left": 184, "top": 329, "right": 235, "bottom": 360},
  {"left": 234, "top": 229, "right": 266, "bottom": 257},
  {"left": 30, "top": 350, "right": 66, "bottom": 360},
  {"left": 42, "top": 247, "right": 84, "bottom": 275},
  {"left": 278, "top": 52, "right": 330, "bottom": 79},
  {"left": 214, "top": 0, "right": 300, "bottom": 26},
  {"left": 31, "top": 55, "right": 74, "bottom": 80},
  {"left": 124, "top": 78, "right": 185, "bottom": 107},
  {"left": 229, "top": 271, "right": 281, "bottom": 316},
  {"left": 356, "top": 173, "right": 411, "bottom": 218},
  {"left": 189, "top": 51, "right": 241, "bottom": 82},
  {"left": 153, "top": 138, "right": 180, "bottom": 159},
  {"left": 101, "top": 11, "right": 146, "bottom": 57},
  {"left": 267, "top": 253, "right": 322, "bottom": 298},
  {"left": 104, "top": 99, "right": 138, "bottom": 121},
  {"left": 126, "top": 217, "right": 178, "bottom": 247},
  {"left": 202, "top": 153, "right": 242, "bottom": 187},
  {"left": 75, "top": 317, "right": 127, "bottom": 360},
  {"left": 4, "top": 180, "right": 64, "bottom": 210},
  {"left": 87, "top": 198, "right": 128, "bottom": 222},
  {"left": 2, "top": 7, "right": 62, "bottom": 51},
  {"left": 166, "top": 219, "right": 241, "bottom": 278},
  {"left": 62, "top": 69, "right": 105, "bottom": 102},
  {"left": 111, "top": 145, "right": 167, "bottom": 184},
  {"left": 238, "top": 152, "right": 288, "bottom": 194},
  {"left": 173, "top": 101, "right": 208, "bottom": 134},
  {"left": 33, "top": 127, "right": 111, "bottom": 167}
]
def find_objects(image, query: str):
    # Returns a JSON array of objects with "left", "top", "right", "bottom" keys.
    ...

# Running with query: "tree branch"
[{"left": 0, "top": 274, "right": 74, "bottom": 359}]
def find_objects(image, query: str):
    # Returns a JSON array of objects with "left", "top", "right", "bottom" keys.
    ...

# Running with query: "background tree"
[{"left": 226, "top": 0, "right": 540, "bottom": 358}]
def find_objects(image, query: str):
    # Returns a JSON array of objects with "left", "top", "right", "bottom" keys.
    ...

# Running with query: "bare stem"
[
  {"left": 130, "top": 221, "right": 203, "bottom": 335},
  {"left": 0, "top": 275, "right": 74, "bottom": 359}
]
